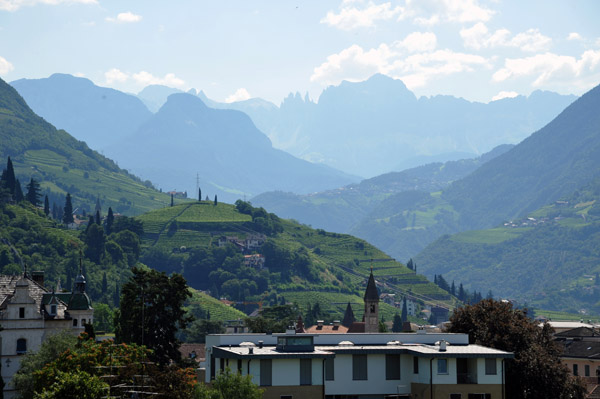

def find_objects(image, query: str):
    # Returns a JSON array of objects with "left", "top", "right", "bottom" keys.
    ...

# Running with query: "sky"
[{"left": 1, "top": 0, "right": 600, "bottom": 105}]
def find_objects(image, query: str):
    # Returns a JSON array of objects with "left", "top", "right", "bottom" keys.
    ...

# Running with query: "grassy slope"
[
  {"left": 0, "top": 78, "right": 171, "bottom": 215},
  {"left": 136, "top": 202, "right": 455, "bottom": 321},
  {"left": 415, "top": 179, "right": 600, "bottom": 316}
]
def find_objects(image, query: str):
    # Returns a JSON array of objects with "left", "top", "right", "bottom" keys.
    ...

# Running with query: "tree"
[
  {"left": 13, "top": 331, "right": 78, "bottom": 399},
  {"left": 196, "top": 367, "right": 263, "bottom": 399},
  {"left": 183, "top": 319, "right": 224, "bottom": 343},
  {"left": 171, "top": 193, "right": 174, "bottom": 207},
  {"left": 447, "top": 299, "right": 586, "bottom": 399},
  {"left": 214, "top": 195, "right": 218, "bottom": 205},
  {"left": 14, "top": 179, "right": 24, "bottom": 202},
  {"left": 4, "top": 156, "right": 16, "bottom": 194},
  {"left": 114, "top": 267, "right": 193, "bottom": 365},
  {"left": 198, "top": 188, "right": 202, "bottom": 201},
  {"left": 44, "top": 195, "right": 50, "bottom": 216},
  {"left": 33, "top": 370, "right": 108, "bottom": 399},
  {"left": 458, "top": 283, "right": 465, "bottom": 302},
  {"left": 95, "top": 210, "right": 101, "bottom": 225},
  {"left": 25, "top": 178, "right": 41, "bottom": 206},
  {"left": 83, "top": 223, "right": 105, "bottom": 264},
  {"left": 406, "top": 258, "right": 413, "bottom": 270},
  {"left": 105, "top": 207, "right": 114, "bottom": 235},
  {"left": 62, "top": 193, "right": 74, "bottom": 225}
]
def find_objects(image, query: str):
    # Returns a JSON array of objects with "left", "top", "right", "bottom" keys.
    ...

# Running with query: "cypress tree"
[
  {"left": 105, "top": 207, "right": 114, "bottom": 235},
  {"left": 5, "top": 156, "right": 16, "bottom": 194},
  {"left": 170, "top": 193, "right": 174, "bottom": 207},
  {"left": 198, "top": 188, "right": 201, "bottom": 201},
  {"left": 95, "top": 210, "right": 101, "bottom": 225},
  {"left": 451, "top": 281, "right": 456, "bottom": 297},
  {"left": 102, "top": 272, "right": 108, "bottom": 294},
  {"left": 44, "top": 195, "right": 50, "bottom": 216},
  {"left": 14, "top": 179, "right": 24, "bottom": 202},
  {"left": 25, "top": 178, "right": 41, "bottom": 206},
  {"left": 214, "top": 195, "right": 217, "bottom": 205},
  {"left": 392, "top": 313, "right": 402, "bottom": 332},
  {"left": 63, "top": 193, "right": 74, "bottom": 225},
  {"left": 401, "top": 297, "right": 408, "bottom": 323}
]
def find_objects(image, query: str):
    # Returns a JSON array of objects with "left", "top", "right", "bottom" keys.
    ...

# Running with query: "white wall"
[
  {"left": 477, "top": 358, "right": 503, "bottom": 385},
  {"left": 325, "top": 354, "right": 411, "bottom": 396}
]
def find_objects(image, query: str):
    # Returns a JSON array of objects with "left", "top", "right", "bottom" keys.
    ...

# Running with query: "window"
[
  {"left": 260, "top": 359, "right": 272, "bottom": 386},
  {"left": 437, "top": 359, "right": 448, "bottom": 374},
  {"left": 73, "top": 319, "right": 78, "bottom": 327},
  {"left": 413, "top": 356, "right": 419, "bottom": 374},
  {"left": 50, "top": 305, "right": 57, "bottom": 315},
  {"left": 450, "top": 395, "right": 462, "bottom": 399},
  {"left": 386, "top": 354, "right": 401, "bottom": 380},
  {"left": 16, "top": 338, "right": 27, "bottom": 354},
  {"left": 485, "top": 358, "right": 497, "bottom": 375},
  {"left": 352, "top": 354, "right": 368, "bottom": 380},
  {"left": 19, "top": 307, "right": 25, "bottom": 318},
  {"left": 300, "top": 359, "right": 312, "bottom": 385},
  {"left": 573, "top": 364, "right": 578, "bottom": 376},
  {"left": 82, "top": 318, "right": 86, "bottom": 325},
  {"left": 325, "top": 358, "right": 334, "bottom": 381},
  {"left": 585, "top": 365, "right": 590, "bottom": 377}
]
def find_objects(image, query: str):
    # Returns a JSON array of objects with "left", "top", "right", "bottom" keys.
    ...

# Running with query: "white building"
[
  {"left": 0, "top": 270, "right": 93, "bottom": 398},
  {"left": 205, "top": 330, "right": 512, "bottom": 399}
]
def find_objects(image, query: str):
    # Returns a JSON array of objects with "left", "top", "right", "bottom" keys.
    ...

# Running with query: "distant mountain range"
[
  {"left": 11, "top": 74, "right": 357, "bottom": 202},
  {"left": 0, "top": 77, "right": 171, "bottom": 215},
  {"left": 252, "top": 144, "right": 513, "bottom": 233},
  {"left": 132, "top": 74, "right": 575, "bottom": 178}
]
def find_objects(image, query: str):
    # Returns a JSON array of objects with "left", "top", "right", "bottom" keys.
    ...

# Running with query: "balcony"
[{"left": 457, "top": 372, "right": 477, "bottom": 384}]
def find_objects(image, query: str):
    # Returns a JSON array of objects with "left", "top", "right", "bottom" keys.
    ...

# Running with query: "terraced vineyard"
[
  {"left": 136, "top": 201, "right": 455, "bottom": 322},
  {"left": 187, "top": 289, "right": 246, "bottom": 321}
]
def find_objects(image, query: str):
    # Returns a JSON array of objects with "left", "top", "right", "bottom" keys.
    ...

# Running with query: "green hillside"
[
  {"left": 0, "top": 77, "right": 171, "bottom": 215},
  {"left": 349, "top": 83, "right": 600, "bottom": 263},
  {"left": 136, "top": 200, "right": 455, "bottom": 322},
  {"left": 415, "top": 177, "right": 600, "bottom": 315}
]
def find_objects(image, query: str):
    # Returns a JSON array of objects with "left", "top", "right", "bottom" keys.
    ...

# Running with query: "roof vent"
[
  {"left": 339, "top": 340, "right": 354, "bottom": 346},
  {"left": 387, "top": 340, "right": 402, "bottom": 346},
  {"left": 240, "top": 342, "right": 256, "bottom": 347},
  {"left": 248, "top": 347, "right": 253, "bottom": 354},
  {"left": 258, "top": 340, "right": 264, "bottom": 349},
  {"left": 437, "top": 340, "right": 448, "bottom": 352}
]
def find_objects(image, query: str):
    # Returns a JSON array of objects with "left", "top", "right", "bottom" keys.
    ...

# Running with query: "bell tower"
[{"left": 363, "top": 269, "right": 379, "bottom": 333}]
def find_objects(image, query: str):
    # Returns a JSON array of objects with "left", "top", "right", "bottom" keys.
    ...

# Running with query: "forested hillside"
[{"left": 416, "top": 177, "right": 600, "bottom": 314}]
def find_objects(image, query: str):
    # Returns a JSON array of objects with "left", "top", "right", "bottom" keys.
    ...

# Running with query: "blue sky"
[{"left": 1, "top": 0, "right": 599, "bottom": 104}]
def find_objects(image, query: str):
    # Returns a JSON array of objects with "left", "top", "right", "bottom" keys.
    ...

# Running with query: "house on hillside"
[
  {"left": 0, "top": 269, "right": 93, "bottom": 398},
  {"left": 243, "top": 254, "right": 266, "bottom": 270}
]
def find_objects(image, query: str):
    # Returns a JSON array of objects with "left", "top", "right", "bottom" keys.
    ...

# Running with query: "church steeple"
[
  {"left": 342, "top": 302, "right": 356, "bottom": 328},
  {"left": 363, "top": 270, "right": 379, "bottom": 333},
  {"left": 74, "top": 253, "right": 86, "bottom": 294}
]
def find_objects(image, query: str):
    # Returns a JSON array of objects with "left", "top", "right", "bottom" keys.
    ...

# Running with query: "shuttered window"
[
  {"left": 300, "top": 359, "right": 312, "bottom": 385},
  {"left": 386, "top": 354, "right": 400, "bottom": 380},
  {"left": 325, "top": 358, "right": 334, "bottom": 381},
  {"left": 260, "top": 359, "right": 272, "bottom": 386},
  {"left": 353, "top": 354, "right": 368, "bottom": 380}
]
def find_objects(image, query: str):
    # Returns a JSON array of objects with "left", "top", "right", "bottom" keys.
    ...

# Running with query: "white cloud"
[
  {"left": 493, "top": 50, "right": 600, "bottom": 88},
  {"left": 406, "top": 0, "right": 495, "bottom": 26},
  {"left": 491, "top": 91, "right": 518, "bottom": 101},
  {"left": 321, "top": 2, "right": 405, "bottom": 30},
  {"left": 567, "top": 32, "right": 583, "bottom": 41},
  {"left": 104, "top": 68, "right": 129, "bottom": 84},
  {"left": 132, "top": 71, "right": 185, "bottom": 88},
  {"left": 461, "top": 22, "right": 552, "bottom": 52},
  {"left": 0, "top": 56, "right": 13, "bottom": 75},
  {"left": 311, "top": 40, "right": 490, "bottom": 90},
  {"left": 103, "top": 69, "right": 185, "bottom": 89},
  {"left": 106, "top": 11, "right": 142, "bottom": 24},
  {"left": 0, "top": 0, "right": 96, "bottom": 11},
  {"left": 396, "top": 31, "right": 437, "bottom": 53},
  {"left": 224, "top": 88, "right": 251, "bottom": 103}
]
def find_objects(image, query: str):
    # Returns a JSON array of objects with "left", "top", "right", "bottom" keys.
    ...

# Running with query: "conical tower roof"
[
  {"left": 364, "top": 271, "right": 379, "bottom": 302},
  {"left": 342, "top": 302, "right": 356, "bottom": 327}
]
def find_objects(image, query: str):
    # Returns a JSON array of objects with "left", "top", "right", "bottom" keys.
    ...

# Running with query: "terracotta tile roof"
[{"left": 305, "top": 324, "right": 349, "bottom": 334}]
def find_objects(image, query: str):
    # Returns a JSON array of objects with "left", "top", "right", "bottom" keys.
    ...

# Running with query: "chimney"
[
  {"left": 249, "top": 347, "right": 253, "bottom": 354},
  {"left": 258, "top": 340, "right": 264, "bottom": 349},
  {"left": 317, "top": 320, "right": 324, "bottom": 327},
  {"left": 439, "top": 340, "right": 447, "bottom": 352},
  {"left": 333, "top": 320, "right": 340, "bottom": 326}
]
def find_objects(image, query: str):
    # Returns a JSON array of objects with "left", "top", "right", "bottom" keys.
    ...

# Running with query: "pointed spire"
[
  {"left": 295, "top": 314, "right": 305, "bottom": 333},
  {"left": 342, "top": 302, "right": 356, "bottom": 328},
  {"left": 364, "top": 271, "right": 379, "bottom": 302}
]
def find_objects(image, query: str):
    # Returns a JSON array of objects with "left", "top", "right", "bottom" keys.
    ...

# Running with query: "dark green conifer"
[
  {"left": 105, "top": 207, "right": 114, "bottom": 235},
  {"left": 44, "top": 195, "right": 50, "bottom": 216},
  {"left": 25, "top": 178, "right": 41, "bottom": 206},
  {"left": 63, "top": 193, "right": 74, "bottom": 225},
  {"left": 14, "top": 179, "right": 24, "bottom": 202}
]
